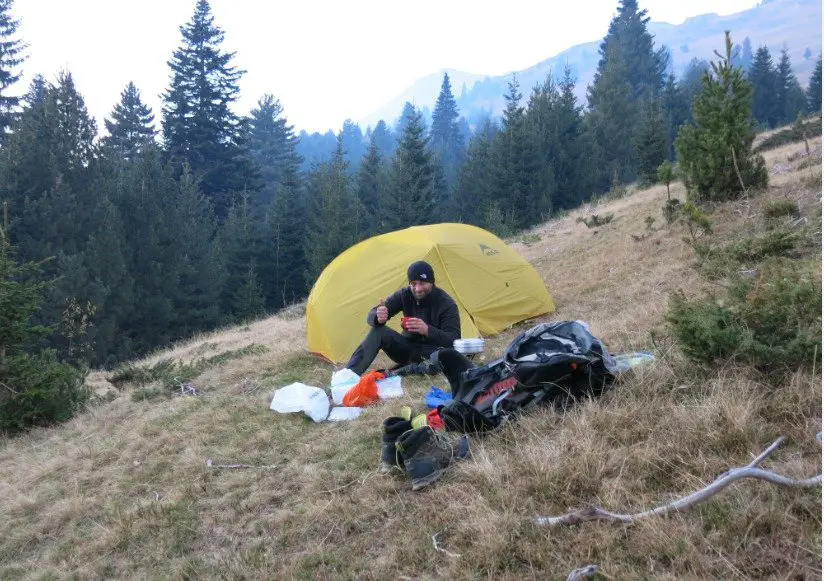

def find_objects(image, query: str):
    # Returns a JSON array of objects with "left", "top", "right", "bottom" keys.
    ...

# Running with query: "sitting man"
[{"left": 345, "top": 260, "right": 461, "bottom": 375}]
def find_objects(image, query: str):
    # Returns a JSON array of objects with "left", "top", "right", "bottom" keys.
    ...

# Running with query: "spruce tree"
[
  {"left": 248, "top": 93, "right": 302, "bottom": 210},
  {"left": 554, "top": 68, "right": 593, "bottom": 209},
  {"left": 635, "top": 95, "right": 669, "bottom": 184},
  {"left": 370, "top": 119, "right": 394, "bottom": 158},
  {"left": 339, "top": 119, "right": 366, "bottom": 171},
  {"left": 220, "top": 193, "right": 264, "bottom": 320},
  {"left": 775, "top": 48, "right": 805, "bottom": 124},
  {"left": 453, "top": 119, "right": 497, "bottom": 225},
  {"left": 384, "top": 105, "right": 436, "bottom": 230},
  {"left": 806, "top": 54, "right": 821, "bottom": 113},
  {"left": 355, "top": 137, "right": 387, "bottom": 238},
  {"left": 429, "top": 73, "right": 464, "bottom": 190},
  {"left": 662, "top": 74, "right": 690, "bottom": 159},
  {"left": 103, "top": 81, "right": 156, "bottom": 162},
  {"left": 586, "top": 0, "right": 668, "bottom": 187},
  {"left": 676, "top": 32, "right": 768, "bottom": 202},
  {"left": 0, "top": 0, "right": 24, "bottom": 138},
  {"left": 305, "top": 137, "right": 357, "bottom": 285},
  {"left": 161, "top": 0, "right": 252, "bottom": 216},
  {"left": 748, "top": 45, "right": 778, "bottom": 127},
  {"left": 0, "top": 220, "right": 87, "bottom": 434}
]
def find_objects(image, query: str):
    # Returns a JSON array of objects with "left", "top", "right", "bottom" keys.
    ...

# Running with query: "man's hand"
[
  {"left": 404, "top": 317, "right": 428, "bottom": 336},
  {"left": 376, "top": 299, "right": 389, "bottom": 324}
]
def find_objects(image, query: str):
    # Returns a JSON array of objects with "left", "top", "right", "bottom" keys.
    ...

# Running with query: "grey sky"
[{"left": 13, "top": 0, "right": 759, "bottom": 134}]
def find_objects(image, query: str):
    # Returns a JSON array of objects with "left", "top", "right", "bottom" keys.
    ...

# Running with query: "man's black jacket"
[{"left": 367, "top": 286, "right": 461, "bottom": 353}]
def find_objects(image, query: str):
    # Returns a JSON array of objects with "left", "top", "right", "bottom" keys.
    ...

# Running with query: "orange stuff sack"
[{"left": 343, "top": 371, "right": 385, "bottom": 407}]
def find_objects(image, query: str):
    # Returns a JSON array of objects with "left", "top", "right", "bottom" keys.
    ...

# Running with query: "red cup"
[{"left": 401, "top": 317, "right": 411, "bottom": 330}]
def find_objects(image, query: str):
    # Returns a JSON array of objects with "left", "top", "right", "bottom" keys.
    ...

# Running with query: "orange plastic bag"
[{"left": 342, "top": 371, "right": 385, "bottom": 407}]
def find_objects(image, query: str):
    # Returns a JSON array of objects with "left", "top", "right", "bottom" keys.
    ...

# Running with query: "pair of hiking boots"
[{"left": 380, "top": 416, "right": 469, "bottom": 490}]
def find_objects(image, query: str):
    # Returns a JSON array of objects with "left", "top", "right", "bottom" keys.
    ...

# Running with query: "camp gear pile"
[{"left": 438, "top": 321, "right": 620, "bottom": 434}]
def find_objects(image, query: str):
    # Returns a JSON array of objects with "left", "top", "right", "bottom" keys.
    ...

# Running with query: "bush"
[
  {"left": 667, "top": 260, "right": 821, "bottom": 371},
  {"left": 753, "top": 118, "right": 821, "bottom": 153},
  {"left": 0, "top": 351, "right": 88, "bottom": 434},
  {"left": 762, "top": 199, "right": 800, "bottom": 223},
  {"left": 577, "top": 213, "right": 614, "bottom": 228}
]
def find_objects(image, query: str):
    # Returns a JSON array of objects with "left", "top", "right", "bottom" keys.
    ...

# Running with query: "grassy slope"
[{"left": 1, "top": 137, "right": 821, "bottom": 580}]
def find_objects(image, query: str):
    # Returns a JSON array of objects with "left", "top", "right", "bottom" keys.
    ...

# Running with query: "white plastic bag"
[
  {"left": 377, "top": 375, "right": 403, "bottom": 399},
  {"left": 270, "top": 382, "right": 330, "bottom": 423},
  {"left": 330, "top": 368, "right": 360, "bottom": 405},
  {"left": 327, "top": 407, "right": 363, "bottom": 422}
]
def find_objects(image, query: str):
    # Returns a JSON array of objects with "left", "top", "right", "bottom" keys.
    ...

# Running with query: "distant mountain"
[{"left": 360, "top": 0, "right": 822, "bottom": 130}]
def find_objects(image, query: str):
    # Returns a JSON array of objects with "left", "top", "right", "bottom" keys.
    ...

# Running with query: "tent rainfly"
[{"left": 306, "top": 223, "right": 555, "bottom": 363}]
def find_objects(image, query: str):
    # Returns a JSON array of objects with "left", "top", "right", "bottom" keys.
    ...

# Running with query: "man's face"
[{"left": 409, "top": 280, "right": 434, "bottom": 300}]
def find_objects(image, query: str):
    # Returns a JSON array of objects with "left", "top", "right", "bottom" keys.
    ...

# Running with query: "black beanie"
[{"left": 407, "top": 260, "right": 435, "bottom": 283}]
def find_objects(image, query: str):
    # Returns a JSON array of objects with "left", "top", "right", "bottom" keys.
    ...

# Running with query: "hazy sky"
[{"left": 12, "top": 0, "right": 759, "bottom": 134}]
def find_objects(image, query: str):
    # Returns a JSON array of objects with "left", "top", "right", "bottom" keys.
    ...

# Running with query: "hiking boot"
[
  {"left": 395, "top": 427, "right": 470, "bottom": 491},
  {"left": 380, "top": 416, "right": 412, "bottom": 473},
  {"left": 394, "top": 360, "right": 442, "bottom": 377}
]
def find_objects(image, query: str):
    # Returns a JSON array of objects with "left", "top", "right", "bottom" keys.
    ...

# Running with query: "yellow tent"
[
  {"left": 306, "top": 223, "right": 555, "bottom": 363},
  {"left": 306, "top": 224, "right": 555, "bottom": 363}
]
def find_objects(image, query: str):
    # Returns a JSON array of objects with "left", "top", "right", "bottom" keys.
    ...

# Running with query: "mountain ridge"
[{"left": 359, "top": 0, "right": 822, "bottom": 129}]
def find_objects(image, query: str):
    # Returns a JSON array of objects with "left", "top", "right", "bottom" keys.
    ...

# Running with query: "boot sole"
[{"left": 411, "top": 468, "right": 446, "bottom": 491}]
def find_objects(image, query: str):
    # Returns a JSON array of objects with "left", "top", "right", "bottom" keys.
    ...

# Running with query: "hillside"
[
  {"left": 1, "top": 132, "right": 821, "bottom": 578},
  {"left": 360, "top": 0, "right": 822, "bottom": 128}
]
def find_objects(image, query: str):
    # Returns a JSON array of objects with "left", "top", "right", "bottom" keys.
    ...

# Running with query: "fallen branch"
[
  {"left": 432, "top": 531, "right": 461, "bottom": 558},
  {"left": 536, "top": 436, "right": 822, "bottom": 526},
  {"left": 205, "top": 458, "right": 253, "bottom": 469},
  {"left": 567, "top": 564, "right": 599, "bottom": 580}
]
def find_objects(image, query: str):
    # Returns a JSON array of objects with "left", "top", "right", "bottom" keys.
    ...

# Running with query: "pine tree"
[
  {"left": 339, "top": 119, "right": 366, "bottom": 171},
  {"left": 453, "top": 118, "right": 498, "bottom": 225},
  {"left": 0, "top": 218, "right": 87, "bottom": 434},
  {"left": 635, "top": 95, "right": 669, "bottom": 184},
  {"left": 586, "top": 0, "right": 668, "bottom": 187},
  {"left": 806, "top": 54, "right": 821, "bottom": 113},
  {"left": 492, "top": 76, "right": 541, "bottom": 228},
  {"left": 305, "top": 137, "right": 357, "bottom": 285},
  {"left": 775, "top": 48, "right": 806, "bottom": 124},
  {"left": 370, "top": 119, "right": 395, "bottom": 158},
  {"left": 553, "top": 68, "right": 593, "bottom": 209},
  {"left": 355, "top": 137, "right": 387, "bottom": 238},
  {"left": 0, "top": 0, "right": 25, "bottom": 138},
  {"left": 384, "top": 105, "right": 437, "bottom": 230},
  {"left": 587, "top": 42, "right": 637, "bottom": 187},
  {"left": 220, "top": 193, "right": 264, "bottom": 320},
  {"left": 748, "top": 45, "right": 778, "bottom": 127},
  {"left": 676, "top": 32, "right": 768, "bottom": 202},
  {"left": 662, "top": 74, "right": 690, "bottom": 159},
  {"left": 102, "top": 82, "right": 156, "bottom": 162},
  {"left": 161, "top": 0, "right": 252, "bottom": 216},
  {"left": 429, "top": 73, "right": 465, "bottom": 190},
  {"left": 264, "top": 181, "right": 307, "bottom": 308},
  {"left": 248, "top": 94, "right": 302, "bottom": 210}
]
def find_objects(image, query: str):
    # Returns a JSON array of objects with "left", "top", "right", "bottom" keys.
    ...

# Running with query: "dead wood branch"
[
  {"left": 567, "top": 564, "right": 599, "bottom": 580},
  {"left": 431, "top": 531, "right": 461, "bottom": 558},
  {"left": 536, "top": 436, "right": 822, "bottom": 526},
  {"left": 205, "top": 458, "right": 253, "bottom": 469}
]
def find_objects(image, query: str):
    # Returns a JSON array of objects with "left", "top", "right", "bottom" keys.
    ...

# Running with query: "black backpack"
[{"left": 439, "top": 321, "right": 619, "bottom": 434}]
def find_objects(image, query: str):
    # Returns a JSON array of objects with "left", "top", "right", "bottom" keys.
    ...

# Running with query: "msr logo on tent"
[{"left": 479, "top": 244, "right": 499, "bottom": 256}]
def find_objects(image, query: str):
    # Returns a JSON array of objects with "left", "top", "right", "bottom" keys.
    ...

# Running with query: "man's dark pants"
[
  {"left": 346, "top": 326, "right": 424, "bottom": 375},
  {"left": 346, "top": 328, "right": 477, "bottom": 397}
]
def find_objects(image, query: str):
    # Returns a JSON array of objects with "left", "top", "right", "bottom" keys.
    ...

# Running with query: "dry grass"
[{"left": 1, "top": 138, "right": 821, "bottom": 580}]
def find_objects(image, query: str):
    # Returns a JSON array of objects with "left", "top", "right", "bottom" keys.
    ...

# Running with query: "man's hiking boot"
[
  {"left": 380, "top": 416, "right": 412, "bottom": 473},
  {"left": 395, "top": 427, "right": 470, "bottom": 491},
  {"left": 394, "top": 360, "right": 442, "bottom": 377}
]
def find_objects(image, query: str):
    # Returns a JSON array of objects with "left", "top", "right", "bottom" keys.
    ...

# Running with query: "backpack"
[{"left": 439, "top": 321, "right": 619, "bottom": 434}]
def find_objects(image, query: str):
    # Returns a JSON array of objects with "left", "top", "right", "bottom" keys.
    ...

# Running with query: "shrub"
[
  {"left": 667, "top": 260, "right": 821, "bottom": 371},
  {"left": 762, "top": 199, "right": 800, "bottom": 223},
  {"left": 577, "top": 213, "right": 614, "bottom": 228}
]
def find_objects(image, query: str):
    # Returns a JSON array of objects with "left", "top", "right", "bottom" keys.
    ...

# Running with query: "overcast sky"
[{"left": 12, "top": 0, "right": 759, "bottom": 134}]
